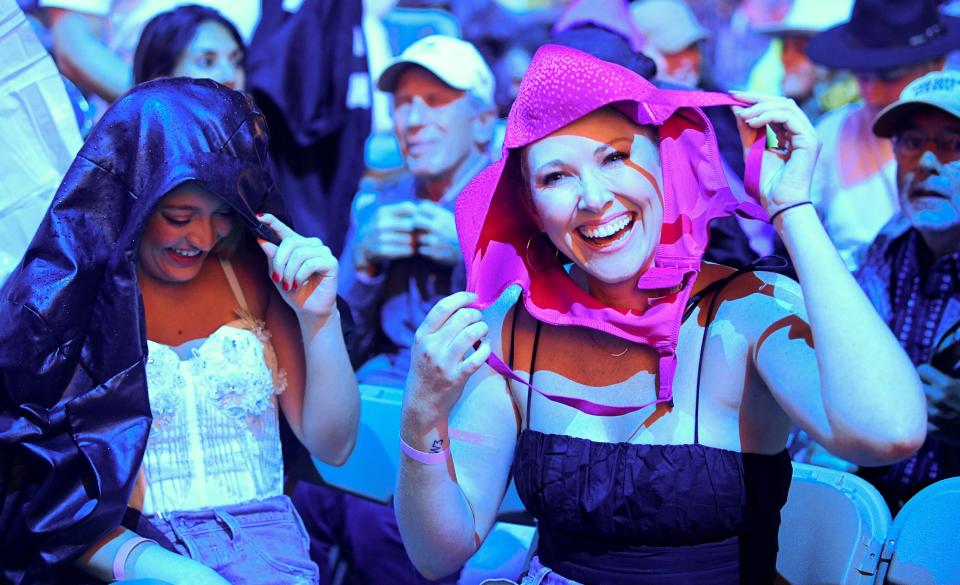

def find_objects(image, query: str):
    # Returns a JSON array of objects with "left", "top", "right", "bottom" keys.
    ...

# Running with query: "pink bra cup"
[{"left": 455, "top": 45, "right": 769, "bottom": 416}]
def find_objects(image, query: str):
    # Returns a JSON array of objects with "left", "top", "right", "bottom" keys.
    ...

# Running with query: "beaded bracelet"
[
  {"left": 400, "top": 434, "right": 451, "bottom": 465},
  {"left": 112, "top": 536, "right": 157, "bottom": 580},
  {"left": 769, "top": 201, "right": 813, "bottom": 224}
]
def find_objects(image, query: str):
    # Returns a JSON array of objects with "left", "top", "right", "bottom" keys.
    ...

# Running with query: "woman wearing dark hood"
[{"left": 0, "top": 78, "right": 358, "bottom": 584}]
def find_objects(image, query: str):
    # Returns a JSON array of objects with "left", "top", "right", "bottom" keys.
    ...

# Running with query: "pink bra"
[{"left": 454, "top": 45, "right": 769, "bottom": 415}]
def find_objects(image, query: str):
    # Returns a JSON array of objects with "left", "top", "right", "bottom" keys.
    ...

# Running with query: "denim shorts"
[
  {"left": 480, "top": 556, "right": 582, "bottom": 585},
  {"left": 147, "top": 494, "right": 320, "bottom": 585}
]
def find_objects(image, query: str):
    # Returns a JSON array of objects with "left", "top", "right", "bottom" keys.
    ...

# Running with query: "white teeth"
[
  {"left": 578, "top": 215, "right": 631, "bottom": 239},
  {"left": 172, "top": 248, "right": 201, "bottom": 257}
]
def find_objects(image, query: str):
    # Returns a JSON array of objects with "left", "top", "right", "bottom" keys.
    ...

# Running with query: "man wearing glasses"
[
  {"left": 805, "top": 0, "right": 960, "bottom": 270},
  {"left": 855, "top": 69, "right": 960, "bottom": 511}
]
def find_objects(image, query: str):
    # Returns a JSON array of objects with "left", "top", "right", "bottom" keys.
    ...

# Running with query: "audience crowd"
[{"left": 2, "top": 0, "right": 959, "bottom": 583}]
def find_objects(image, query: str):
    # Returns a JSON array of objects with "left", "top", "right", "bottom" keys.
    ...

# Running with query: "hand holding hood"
[{"left": 0, "top": 77, "right": 277, "bottom": 582}]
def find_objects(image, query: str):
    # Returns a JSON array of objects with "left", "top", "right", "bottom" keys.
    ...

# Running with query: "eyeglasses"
[{"left": 892, "top": 130, "right": 960, "bottom": 160}]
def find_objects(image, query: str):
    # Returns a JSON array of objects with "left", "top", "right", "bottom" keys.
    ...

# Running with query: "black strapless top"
[
  {"left": 508, "top": 270, "right": 794, "bottom": 584},
  {"left": 513, "top": 430, "right": 792, "bottom": 584}
]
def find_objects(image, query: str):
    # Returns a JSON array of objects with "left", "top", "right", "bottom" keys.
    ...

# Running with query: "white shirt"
[
  {"left": 811, "top": 103, "right": 899, "bottom": 271},
  {"left": 0, "top": 1, "right": 82, "bottom": 285}
]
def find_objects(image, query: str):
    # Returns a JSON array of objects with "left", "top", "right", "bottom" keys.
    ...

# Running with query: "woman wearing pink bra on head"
[{"left": 394, "top": 45, "right": 927, "bottom": 585}]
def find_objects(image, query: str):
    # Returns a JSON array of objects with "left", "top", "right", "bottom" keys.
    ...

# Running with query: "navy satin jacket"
[{"left": 0, "top": 78, "right": 279, "bottom": 583}]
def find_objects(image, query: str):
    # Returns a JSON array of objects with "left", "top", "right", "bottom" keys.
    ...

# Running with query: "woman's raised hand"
[
  {"left": 257, "top": 213, "right": 338, "bottom": 320},
  {"left": 731, "top": 91, "right": 822, "bottom": 214},
  {"left": 405, "top": 292, "right": 492, "bottom": 427}
]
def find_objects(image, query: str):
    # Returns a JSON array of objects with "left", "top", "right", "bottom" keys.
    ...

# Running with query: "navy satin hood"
[{"left": 0, "top": 78, "right": 277, "bottom": 583}]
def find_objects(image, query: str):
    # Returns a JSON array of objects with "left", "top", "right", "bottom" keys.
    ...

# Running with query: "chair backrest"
[
  {"left": 382, "top": 7, "right": 461, "bottom": 55},
  {"left": 878, "top": 477, "right": 960, "bottom": 585},
  {"left": 313, "top": 384, "right": 527, "bottom": 517},
  {"left": 777, "top": 462, "right": 892, "bottom": 585},
  {"left": 313, "top": 384, "right": 403, "bottom": 503}
]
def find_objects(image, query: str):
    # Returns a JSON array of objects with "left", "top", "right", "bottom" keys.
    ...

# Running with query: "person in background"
[
  {"left": 0, "top": 0, "right": 82, "bottom": 285},
  {"left": 40, "top": 0, "right": 258, "bottom": 104},
  {"left": 806, "top": 0, "right": 959, "bottom": 270},
  {"left": 340, "top": 34, "right": 497, "bottom": 388},
  {"left": 292, "top": 34, "right": 496, "bottom": 585},
  {"left": 133, "top": 4, "right": 244, "bottom": 89},
  {"left": 630, "top": 0, "right": 709, "bottom": 89},
  {"left": 0, "top": 78, "right": 359, "bottom": 585},
  {"left": 750, "top": 0, "right": 856, "bottom": 120},
  {"left": 855, "top": 70, "right": 960, "bottom": 511},
  {"left": 689, "top": 0, "right": 790, "bottom": 92},
  {"left": 245, "top": 0, "right": 371, "bottom": 257}
]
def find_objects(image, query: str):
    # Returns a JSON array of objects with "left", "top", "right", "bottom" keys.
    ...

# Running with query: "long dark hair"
[{"left": 133, "top": 4, "right": 245, "bottom": 84}]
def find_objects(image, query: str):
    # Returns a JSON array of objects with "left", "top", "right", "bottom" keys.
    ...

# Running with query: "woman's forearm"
[
  {"left": 299, "top": 309, "right": 360, "bottom": 465},
  {"left": 395, "top": 418, "right": 479, "bottom": 580},
  {"left": 48, "top": 10, "right": 132, "bottom": 102},
  {"left": 776, "top": 204, "right": 926, "bottom": 464},
  {"left": 76, "top": 527, "right": 135, "bottom": 582}
]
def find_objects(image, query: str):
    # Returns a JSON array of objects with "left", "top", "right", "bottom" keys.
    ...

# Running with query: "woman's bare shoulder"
[{"left": 693, "top": 264, "right": 806, "bottom": 336}]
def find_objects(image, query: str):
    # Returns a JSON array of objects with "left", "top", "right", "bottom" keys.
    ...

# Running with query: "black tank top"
[{"left": 509, "top": 274, "right": 793, "bottom": 585}]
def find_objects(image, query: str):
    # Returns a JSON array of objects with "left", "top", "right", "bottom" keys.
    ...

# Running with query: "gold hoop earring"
[{"left": 525, "top": 233, "right": 559, "bottom": 272}]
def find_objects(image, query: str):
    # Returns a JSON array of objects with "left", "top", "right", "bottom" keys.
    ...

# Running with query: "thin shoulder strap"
[
  {"left": 218, "top": 258, "right": 250, "bottom": 312},
  {"left": 507, "top": 302, "right": 537, "bottom": 431},
  {"left": 526, "top": 319, "right": 545, "bottom": 430}
]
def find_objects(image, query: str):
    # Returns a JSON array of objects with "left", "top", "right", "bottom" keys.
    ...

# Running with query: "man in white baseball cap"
[
  {"left": 856, "top": 69, "right": 960, "bottom": 511},
  {"left": 326, "top": 34, "right": 496, "bottom": 584}
]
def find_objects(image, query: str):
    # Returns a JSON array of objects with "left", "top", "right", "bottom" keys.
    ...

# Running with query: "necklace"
[{"left": 586, "top": 327, "right": 631, "bottom": 358}]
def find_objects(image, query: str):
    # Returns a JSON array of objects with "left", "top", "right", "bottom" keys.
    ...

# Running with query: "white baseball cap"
[
  {"left": 630, "top": 0, "right": 708, "bottom": 55},
  {"left": 377, "top": 35, "right": 495, "bottom": 108},
  {"left": 873, "top": 70, "right": 960, "bottom": 137}
]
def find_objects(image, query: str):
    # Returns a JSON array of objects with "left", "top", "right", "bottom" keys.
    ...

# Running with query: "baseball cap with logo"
[
  {"left": 377, "top": 35, "right": 495, "bottom": 108},
  {"left": 873, "top": 70, "right": 960, "bottom": 137}
]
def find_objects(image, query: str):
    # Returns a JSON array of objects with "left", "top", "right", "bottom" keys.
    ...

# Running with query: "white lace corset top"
[{"left": 140, "top": 260, "right": 287, "bottom": 516}]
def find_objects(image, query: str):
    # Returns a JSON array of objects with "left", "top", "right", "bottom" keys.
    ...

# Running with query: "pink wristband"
[
  {"left": 112, "top": 536, "right": 155, "bottom": 580},
  {"left": 400, "top": 434, "right": 451, "bottom": 464}
]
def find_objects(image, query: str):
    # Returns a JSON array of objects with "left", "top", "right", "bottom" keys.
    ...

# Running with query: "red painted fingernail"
[
  {"left": 272, "top": 272, "right": 280, "bottom": 283},
  {"left": 282, "top": 282, "right": 289, "bottom": 291},
  {"left": 256, "top": 213, "right": 265, "bottom": 218},
  {"left": 292, "top": 282, "right": 298, "bottom": 290}
]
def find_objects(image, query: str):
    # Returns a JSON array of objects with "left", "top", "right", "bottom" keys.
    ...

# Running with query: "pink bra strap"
[
  {"left": 485, "top": 350, "right": 671, "bottom": 417},
  {"left": 652, "top": 89, "right": 768, "bottom": 204}
]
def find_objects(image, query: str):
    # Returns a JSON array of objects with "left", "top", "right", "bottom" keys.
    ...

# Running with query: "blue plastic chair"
[
  {"left": 776, "top": 462, "right": 892, "bottom": 584},
  {"left": 876, "top": 477, "right": 960, "bottom": 585},
  {"left": 382, "top": 7, "right": 461, "bottom": 55}
]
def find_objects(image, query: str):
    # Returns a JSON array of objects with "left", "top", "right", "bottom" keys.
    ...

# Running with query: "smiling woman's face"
[
  {"left": 138, "top": 182, "right": 235, "bottom": 284},
  {"left": 524, "top": 107, "right": 663, "bottom": 286}
]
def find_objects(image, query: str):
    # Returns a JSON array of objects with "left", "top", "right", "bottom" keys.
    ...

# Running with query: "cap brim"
[
  {"left": 807, "top": 16, "right": 960, "bottom": 72},
  {"left": 873, "top": 101, "right": 960, "bottom": 137},
  {"left": 376, "top": 61, "right": 417, "bottom": 93},
  {"left": 377, "top": 57, "right": 471, "bottom": 94}
]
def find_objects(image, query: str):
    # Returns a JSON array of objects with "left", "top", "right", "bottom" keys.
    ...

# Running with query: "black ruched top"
[{"left": 508, "top": 277, "right": 793, "bottom": 584}]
